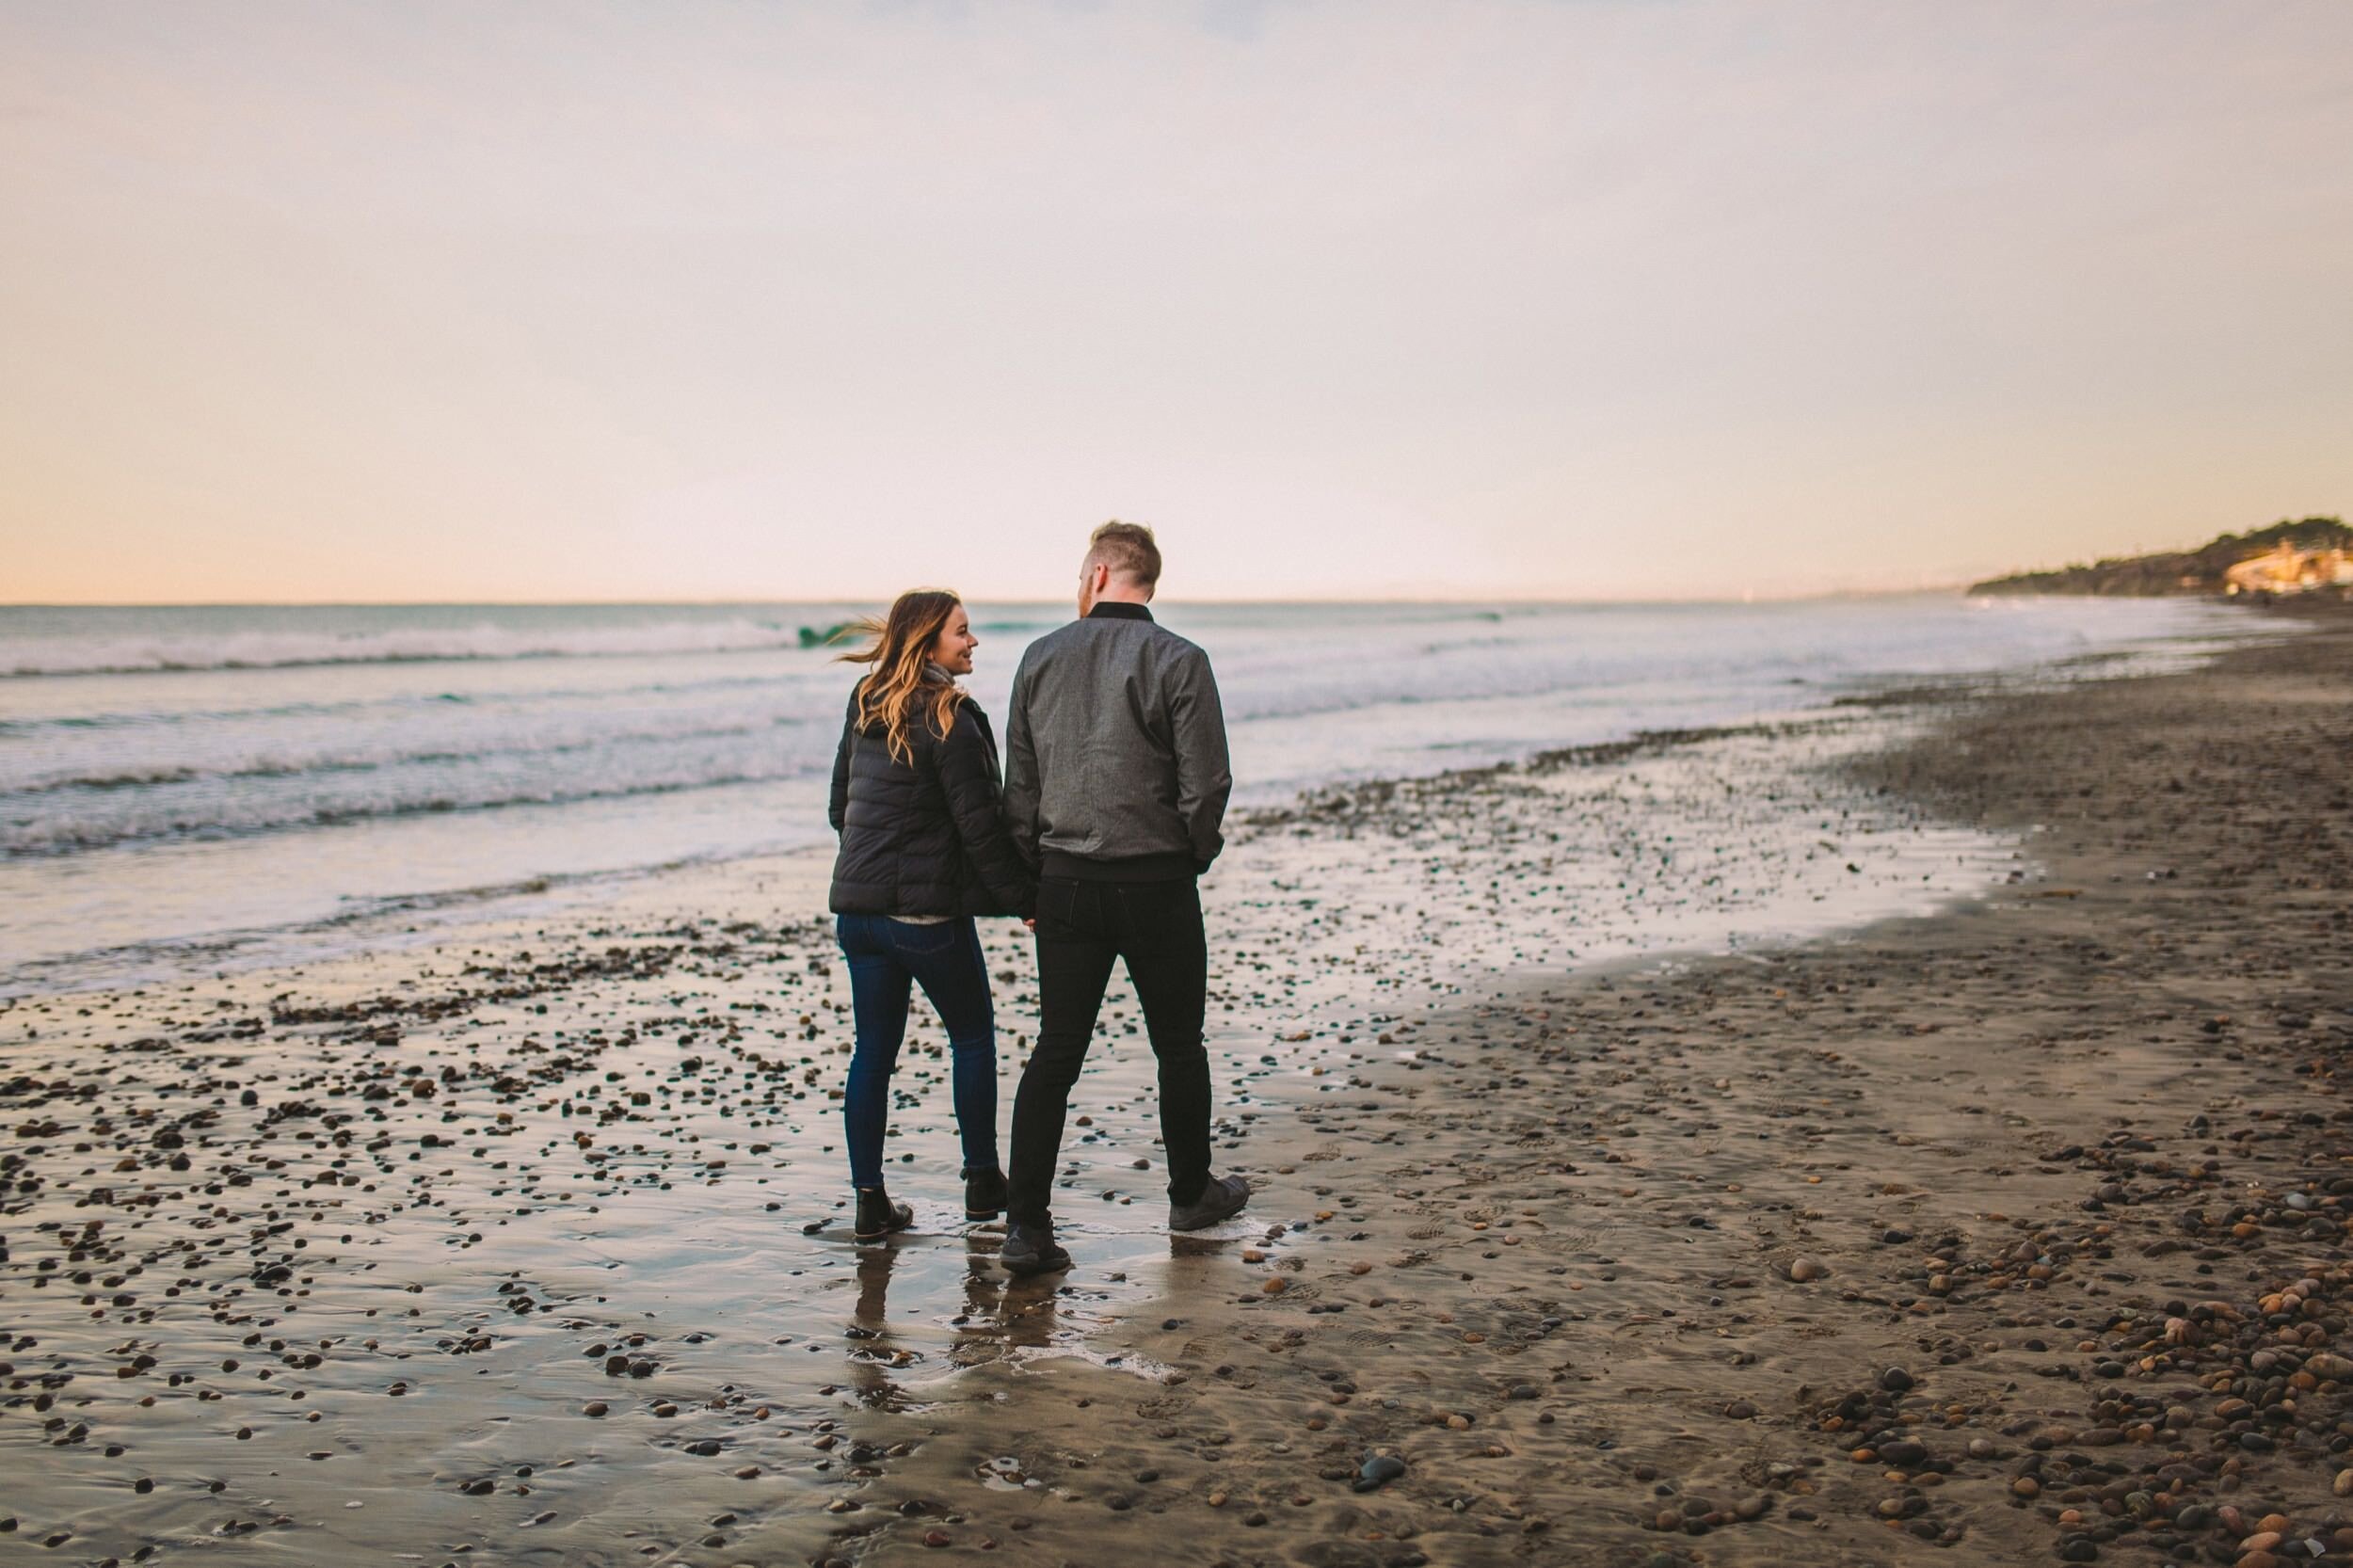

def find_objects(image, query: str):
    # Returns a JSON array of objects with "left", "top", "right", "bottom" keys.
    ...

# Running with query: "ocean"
[{"left": 0, "top": 596, "right": 2258, "bottom": 993}]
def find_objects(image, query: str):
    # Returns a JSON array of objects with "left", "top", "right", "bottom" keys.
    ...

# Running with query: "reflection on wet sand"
[{"left": 845, "top": 1232, "right": 1073, "bottom": 1403}]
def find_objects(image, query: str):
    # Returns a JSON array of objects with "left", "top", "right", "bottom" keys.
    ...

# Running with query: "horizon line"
[{"left": 0, "top": 585, "right": 1990, "bottom": 612}]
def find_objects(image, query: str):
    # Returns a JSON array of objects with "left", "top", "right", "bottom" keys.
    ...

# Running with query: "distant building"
[{"left": 2223, "top": 542, "right": 2353, "bottom": 596}]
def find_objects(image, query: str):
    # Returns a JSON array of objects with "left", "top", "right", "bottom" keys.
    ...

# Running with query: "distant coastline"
[{"left": 1971, "top": 515, "right": 2350, "bottom": 597}]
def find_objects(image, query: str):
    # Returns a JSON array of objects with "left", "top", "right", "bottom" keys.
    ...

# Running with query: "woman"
[{"left": 827, "top": 589, "right": 1034, "bottom": 1241}]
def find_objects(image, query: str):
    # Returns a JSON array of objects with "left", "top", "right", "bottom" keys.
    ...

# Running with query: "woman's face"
[{"left": 930, "top": 604, "right": 977, "bottom": 675}]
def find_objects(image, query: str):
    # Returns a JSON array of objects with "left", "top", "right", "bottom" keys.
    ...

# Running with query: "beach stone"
[
  {"left": 1787, "top": 1256, "right": 1829, "bottom": 1282},
  {"left": 1353, "top": 1454, "right": 1406, "bottom": 1494}
]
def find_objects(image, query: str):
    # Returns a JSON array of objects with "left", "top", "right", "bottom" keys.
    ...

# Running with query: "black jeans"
[{"left": 1007, "top": 876, "right": 1211, "bottom": 1224}]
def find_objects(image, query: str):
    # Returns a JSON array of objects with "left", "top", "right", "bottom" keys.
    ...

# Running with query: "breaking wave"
[{"left": 0, "top": 617, "right": 828, "bottom": 677}]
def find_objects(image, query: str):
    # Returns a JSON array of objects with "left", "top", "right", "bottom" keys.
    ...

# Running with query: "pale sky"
[{"left": 3, "top": 0, "right": 2348, "bottom": 603}]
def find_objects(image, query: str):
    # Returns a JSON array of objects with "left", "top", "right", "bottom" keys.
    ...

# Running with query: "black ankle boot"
[
  {"left": 854, "top": 1186, "right": 913, "bottom": 1241},
  {"left": 1000, "top": 1218, "right": 1072, "bottom": 1276},
  {"left": 964, "top": 1167, "right": 1007, "bottom": 1220}
]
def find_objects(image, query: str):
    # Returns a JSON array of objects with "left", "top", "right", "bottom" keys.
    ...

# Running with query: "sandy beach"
[{"left": 6, "top": 603, "right": 2351, "bottom": 1568}]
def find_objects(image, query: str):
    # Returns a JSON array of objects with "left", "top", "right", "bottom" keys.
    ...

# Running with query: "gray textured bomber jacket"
[{"left": 1001, "top": 602, "right": 1233, "bottom": 876}]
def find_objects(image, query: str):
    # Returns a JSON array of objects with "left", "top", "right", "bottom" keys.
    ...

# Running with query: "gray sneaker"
[
  {"left": 1000, "top": 1219, "right": 1072, "bottom": 1276},
  {"left": 1169, "top": 1174, "right": 1250, "bottom": 1232}
]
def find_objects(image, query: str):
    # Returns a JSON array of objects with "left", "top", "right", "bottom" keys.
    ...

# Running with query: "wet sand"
[{"left": 5, "top": 606, "right": 2350, "bottom": 1567}]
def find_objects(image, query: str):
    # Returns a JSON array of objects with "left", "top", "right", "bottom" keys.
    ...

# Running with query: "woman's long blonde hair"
[{"left": 835, "top": 589, "right": 968, "bottom": 765}]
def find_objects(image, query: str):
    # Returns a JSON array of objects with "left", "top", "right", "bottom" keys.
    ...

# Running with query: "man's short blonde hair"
[{"left": 1085, "top": 520, "right": 1161, "bottom": 588}]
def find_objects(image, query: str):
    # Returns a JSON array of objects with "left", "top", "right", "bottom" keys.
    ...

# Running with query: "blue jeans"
[{"left": 836, "top": 914, "right": 1000, "bottom": 1191}]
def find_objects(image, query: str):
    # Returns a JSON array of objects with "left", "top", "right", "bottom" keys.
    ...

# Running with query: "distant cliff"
[{"left": 1970, "top": 517, "right": 2351, "bottom": 597}]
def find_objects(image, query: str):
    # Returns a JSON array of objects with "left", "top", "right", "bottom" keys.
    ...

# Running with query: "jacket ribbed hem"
[{"left": 1038, "top": 850, "right": 1198, "bottom": 883}]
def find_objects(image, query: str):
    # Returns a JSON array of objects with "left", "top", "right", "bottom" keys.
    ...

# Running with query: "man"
[{"left": 998, "top": 521, "right": 1249, "bottom": 1274}]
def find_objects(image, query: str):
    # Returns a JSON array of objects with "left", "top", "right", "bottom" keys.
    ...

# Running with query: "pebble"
[
  {"left": 1353, "top": 1454, "right": 1407, "bottom": 1494},
  {"left": 1787, "top": 1256, "right": 1829, "bottom": 1282}
]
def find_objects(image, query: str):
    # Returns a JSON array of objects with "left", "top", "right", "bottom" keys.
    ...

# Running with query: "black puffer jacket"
[{"left": 827, "top": 680, "right": 1036, "bottom": 919}]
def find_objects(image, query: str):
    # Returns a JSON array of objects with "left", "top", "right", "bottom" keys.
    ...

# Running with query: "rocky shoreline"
[{"left": 3, "top": 606, "right": 2348, "bottom": 1567}]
